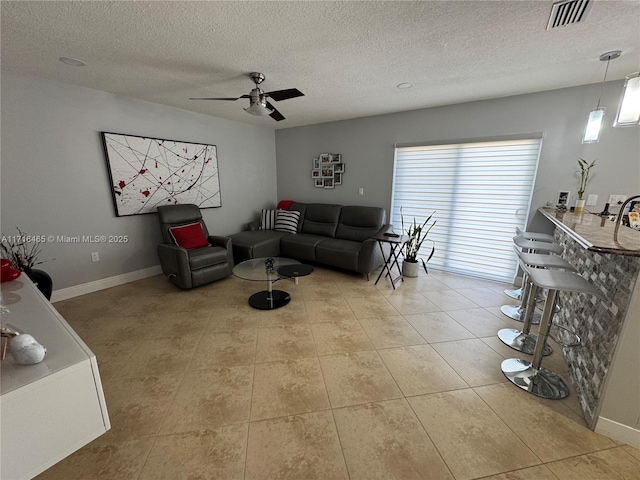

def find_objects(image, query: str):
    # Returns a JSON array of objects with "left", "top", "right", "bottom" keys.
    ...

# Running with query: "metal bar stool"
[
  {"left": 501, "top": 235, "right": 564, "bottom": 323},
  {"left": 498, "top": 249, "right": 577, "bottom": 355},
  {"left": 504, "top": 227, "right": 556, "bottom": 300},
  {"left": 501, "top": 267, "right": 605, "bottom": 400}
]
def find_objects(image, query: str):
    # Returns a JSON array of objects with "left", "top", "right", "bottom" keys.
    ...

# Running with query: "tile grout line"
[
  {"left": 403, "top": 394, "right": 457, "bottom": 480},
  {"left": 243, "top": 301, "right": 262, "bottom": 480}
]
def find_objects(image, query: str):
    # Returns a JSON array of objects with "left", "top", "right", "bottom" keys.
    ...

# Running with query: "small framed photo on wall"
[
  {"left": 324, "top": 178, "right": 334, "bottom": 189},
  {"left": 331, "top": 154, "right": 342, "bottom": 163},
  {"left": 334, "top": 163, "right": 344, "bottom": 173},
  {"left": 313, "top": 158, "right": 320, "bottom": 169},
  {"left": 320, "top": 153, "right": 332, "bottom": 164},
  {"left": 321, "top": 165, "right": 334, "bottom": 178},
  {"left": 312, "top": 169, "right": 321, "bottom": 179},
  {"left": 334, "top": 173, "right": 342, "bottom": 185},
  {"left": 314, "top": 178, "right": 324, "bottom": 188}
]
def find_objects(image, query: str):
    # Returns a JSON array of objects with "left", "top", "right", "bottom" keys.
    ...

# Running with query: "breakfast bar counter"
[
  {"left": 538, "top": 207, "right": 640, "bottom": 255},
  {"left": 536, "top": 207, "right": 639, "bottom": 447}
]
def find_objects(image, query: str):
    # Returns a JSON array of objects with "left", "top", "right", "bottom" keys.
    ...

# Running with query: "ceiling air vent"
[{"left": 547, "top": 0, "right": 591, "bottom": 30}]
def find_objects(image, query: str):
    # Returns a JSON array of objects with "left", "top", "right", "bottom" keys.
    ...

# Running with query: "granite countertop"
[{"left": 539, "top": 207, "right": 640, "bottom": 256}]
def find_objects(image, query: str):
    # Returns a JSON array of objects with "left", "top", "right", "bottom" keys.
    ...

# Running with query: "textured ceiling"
[{"left": 1, "top": 1, "right": 639, "bottom": 129}]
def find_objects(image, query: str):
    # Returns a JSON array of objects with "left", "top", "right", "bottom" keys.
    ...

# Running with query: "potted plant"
[
  {"left": 1, "top": 228, "right": 53, "bottom": 299},
  {"left": 400, "top": 207, "right": 436, "bottom": 277},
  {"left": 575, "top": 158, "right": 596, "bottom": 214}
]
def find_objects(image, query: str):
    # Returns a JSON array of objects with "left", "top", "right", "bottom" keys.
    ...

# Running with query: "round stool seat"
[
  {"left": 513, "top": 235, "right": 564, "bottom": 255},
  {"left": 515, "top": 251, "right": 577, "bottom": 271},
  {"left": 504, "top": 248, "right": 577, "bottom": 300},
  {"left": 525, "top": 268, "right": 603, "bottom": 298},
  {"left": 515, "top": 227, "right": 555, "bottom": 243}
]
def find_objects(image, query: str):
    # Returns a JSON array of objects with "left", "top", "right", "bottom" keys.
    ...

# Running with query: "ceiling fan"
[{"left": 190, "top": 72, "right": 304, "bottom": 121}]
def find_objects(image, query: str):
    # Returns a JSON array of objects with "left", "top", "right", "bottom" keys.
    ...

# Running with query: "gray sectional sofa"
[{"left": 229, "top": 202, "right": 389, "bottom": 278}]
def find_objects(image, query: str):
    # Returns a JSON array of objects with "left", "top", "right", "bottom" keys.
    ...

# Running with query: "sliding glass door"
[{"left": 391, "top": 138, "right": 541, "bottom": 282}]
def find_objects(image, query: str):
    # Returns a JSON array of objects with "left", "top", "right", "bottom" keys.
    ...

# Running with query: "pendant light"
[
  {"left": 582, "top": 50, "right": 620, "bottom": 144},
  {"left": 613, "top": 72, "right": 640, "bottom": 127}
]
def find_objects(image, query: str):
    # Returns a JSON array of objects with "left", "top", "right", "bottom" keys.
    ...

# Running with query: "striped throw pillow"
[
  {"left": 274, "top": 210, "right": 300, "bottom": 234},
  {"left": 259, "top": 209, "right": 277, "bottom": 230}
]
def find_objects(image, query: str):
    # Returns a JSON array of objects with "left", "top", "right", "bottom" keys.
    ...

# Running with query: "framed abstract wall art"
[{"left": 101, "top": 132, "right": 221, "bottom": 216}]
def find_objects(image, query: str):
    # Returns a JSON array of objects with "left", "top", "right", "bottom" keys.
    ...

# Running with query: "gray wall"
[
  {"left": 1, "top": 72, "right": 277, "bottom": 289},
  {"left": 275, "top": 81, "right": 640, "bottom": 232}
]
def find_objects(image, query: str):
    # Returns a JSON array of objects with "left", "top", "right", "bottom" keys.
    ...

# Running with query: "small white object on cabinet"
[{"left": 8, "top": 333, "right": 47, "bottom": 365}]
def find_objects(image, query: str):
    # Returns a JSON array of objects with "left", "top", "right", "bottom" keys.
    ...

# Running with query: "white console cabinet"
[{"left": 1, "top": 276, "right": 110, "bottom": 480}]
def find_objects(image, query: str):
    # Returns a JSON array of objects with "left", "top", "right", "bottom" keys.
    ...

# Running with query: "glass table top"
[{"left": 233, "top": 257, "right": 301, "bottom": 282}]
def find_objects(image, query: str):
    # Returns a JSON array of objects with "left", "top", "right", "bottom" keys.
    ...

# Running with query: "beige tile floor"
[{"left": 37, "top": 266, "right": 640, "bottom": 480}]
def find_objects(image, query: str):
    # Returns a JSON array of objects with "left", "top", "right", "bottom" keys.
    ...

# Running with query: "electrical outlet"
[
  {"left": 608, "top": 195, "right": 627, "bottom": 205},
  {"left": 91, "top": 252, "right": 100, "bottom": 262},
  {"left": 358, "top": 187, "right": 364, "bottom": 196},
  {"left": 586, "top": 194, "right": 598, "bottom": 206}
]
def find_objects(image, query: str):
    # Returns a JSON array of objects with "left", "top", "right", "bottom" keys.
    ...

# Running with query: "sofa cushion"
[
  {"left": 169, "top": 222, "right": 209, "bottom": 249},
  {"left": 301, "top": 204, "right": 341, "bottom": 237},
  {"left": 288, "top": 202, "right": 307, "bottom": 232},
  {"left": 274, "top": 210, "right": 301, "bottom": 234},
  {"left": 188, "top": 245, "right": 229, "bottom": 270},
  {"left": 315, "top": 238, "right": 361, "bottom": 272},
  {"left": 280, "top": 234, "right": 326, "bottom": 262},
  {"left": 335, "top": 206, "right": 386, "bottom": 242},
  {"left": 229, "top": 230, "right": 287, "bottom": 263}
]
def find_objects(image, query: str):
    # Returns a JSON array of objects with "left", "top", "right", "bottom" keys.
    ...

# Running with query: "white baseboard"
[
  {"left": 50, "top": 266, "right": 163, "bottom": 302},
  {"left": 595, "top": 416, "right": 640, "bottom": 449}
]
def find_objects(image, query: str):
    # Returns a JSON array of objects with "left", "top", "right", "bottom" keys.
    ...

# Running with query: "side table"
[{"left": 373, "top": 233, "right": 409, "bottom": 289}]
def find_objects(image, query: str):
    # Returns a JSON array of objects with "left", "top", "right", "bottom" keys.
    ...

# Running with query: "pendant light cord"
[{"left": 596, "top": 57, "right": 611, "bottom": 110}]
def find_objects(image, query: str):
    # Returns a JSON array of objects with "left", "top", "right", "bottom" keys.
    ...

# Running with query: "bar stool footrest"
[
  {"left": 497, "top": 329, "right": 552, "bottom": 356},
  {"left": 550, "top": 324, "right": 582, "bottom": 348}
]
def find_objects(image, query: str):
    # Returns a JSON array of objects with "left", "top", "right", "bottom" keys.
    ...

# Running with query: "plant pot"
[
  {"left": 25, "top": 268, "right": 53, "bottom": 300},
  {"left": 402, "top": 260, "right": 420, "bottom": 278},
  {"left": 574, "top": 199, "right": 586, "bottom": 215}
]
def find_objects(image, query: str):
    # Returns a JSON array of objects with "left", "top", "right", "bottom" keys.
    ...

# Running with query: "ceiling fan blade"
[
  {"left": 189, "top": 94, "right": 250, "bottom": 101},
  {"left": 266, "top": 102, "right": 285, "bottom": 121},
  {"left": 265, "top": 88, "right": 304, "bottom": 102}
]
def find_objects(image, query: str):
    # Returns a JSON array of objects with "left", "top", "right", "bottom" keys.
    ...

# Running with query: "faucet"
[{"left": 613, "top": 194, "right": 640, "bottom": 246}]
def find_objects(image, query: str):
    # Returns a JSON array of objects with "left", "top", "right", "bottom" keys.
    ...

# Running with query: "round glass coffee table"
[{"left": 232, "top": 257, "right": 313, "bottom": 310}]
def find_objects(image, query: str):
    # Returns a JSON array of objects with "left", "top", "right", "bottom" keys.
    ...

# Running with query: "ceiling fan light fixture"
[
  {"left": 613, "top": 72, "right": 640, "bottom": 127},
  {"left": 244, "top": 101, "right": 273, "bottom": 116}
]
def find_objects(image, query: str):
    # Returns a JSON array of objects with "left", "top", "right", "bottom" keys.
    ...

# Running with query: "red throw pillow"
[
  {"left": 277, "top": 200, "right": 295, "bottom": 210},
  {"left": 169, "top": 223, "right": 209, "bottom": 249}
]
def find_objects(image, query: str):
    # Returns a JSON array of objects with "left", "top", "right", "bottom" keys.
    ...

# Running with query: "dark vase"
[{"left": 25, "top": 268, "right": 53, "bottom": 300}]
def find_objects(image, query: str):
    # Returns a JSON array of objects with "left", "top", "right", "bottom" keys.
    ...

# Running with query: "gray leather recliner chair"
[{"left": 157, "top": 204, "right": 233, "bottom": 289}]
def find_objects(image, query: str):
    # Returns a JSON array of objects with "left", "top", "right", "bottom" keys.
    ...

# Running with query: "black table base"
[{"left": 248, "top": 289, "right": 291, "bottom": 310}]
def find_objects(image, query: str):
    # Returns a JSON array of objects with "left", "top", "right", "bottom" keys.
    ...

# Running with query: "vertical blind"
[{"left": 391, "top": 138, "right": 542, "bottom": 282}]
